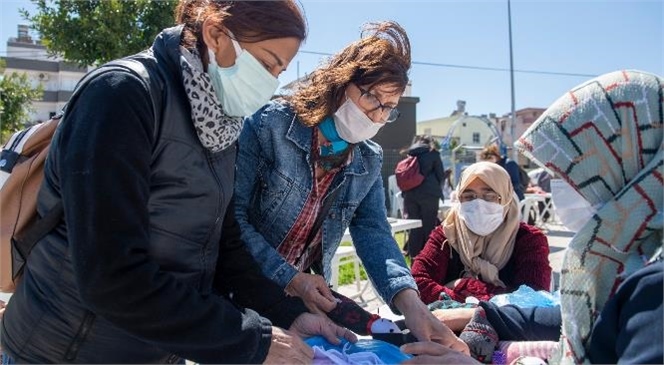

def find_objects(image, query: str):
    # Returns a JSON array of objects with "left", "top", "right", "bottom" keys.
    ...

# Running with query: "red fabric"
[{"left": 411, "top": 222, "right": 551, "bottom": 304}]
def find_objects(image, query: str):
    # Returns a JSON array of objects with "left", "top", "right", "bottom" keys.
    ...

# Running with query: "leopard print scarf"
[{"left": 179, "top": 46, "right": 243, "bottom": 153}]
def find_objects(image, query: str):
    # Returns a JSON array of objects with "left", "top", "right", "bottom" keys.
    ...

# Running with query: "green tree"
[
  {"left": 0, "top": 60, "right": 44, "bottom": 142},
  {"left": 21, "top": 0, "right": 178, "bottom": 67}
]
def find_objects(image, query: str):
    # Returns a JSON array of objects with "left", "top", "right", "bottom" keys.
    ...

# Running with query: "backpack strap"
[{"left": 12, "top": 201, "right": 63, "bottom": 280}]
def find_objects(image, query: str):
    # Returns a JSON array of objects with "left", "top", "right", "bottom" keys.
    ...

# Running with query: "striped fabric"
[
  {"left": 497, "top": 340, "right": 559, "bottom": 364},
  {"left": 515, "top": 70, "right": 663, "bottom": 364}
]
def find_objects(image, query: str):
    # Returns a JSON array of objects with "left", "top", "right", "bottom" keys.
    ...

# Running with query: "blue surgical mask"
[{"left": 207, "top": 36, "right": 279, "bottom": 117}]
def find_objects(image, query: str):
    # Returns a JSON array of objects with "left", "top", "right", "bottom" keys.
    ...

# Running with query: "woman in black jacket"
[
  {"left": 0, "top": 1, "right": 354, "bottom": 363},
  {"left": 401, "top": 135, "right": 445, "bottom": 258}
]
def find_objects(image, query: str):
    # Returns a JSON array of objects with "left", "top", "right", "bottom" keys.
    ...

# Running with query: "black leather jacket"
[{"left": 1, "top": 26, "right": 294, "bottom": 364}]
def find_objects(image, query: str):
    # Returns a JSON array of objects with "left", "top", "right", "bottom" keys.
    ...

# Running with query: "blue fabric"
[
  {"left": 1, "top": 352, "right": 14, "bottom": 365},
  {"left": 235, "top": 100, "right": 416, "bottom": 305},
  {"left": 305, "top": 336, "right": 412, "bottom": 363},
  {"left": 489, "top": 285, "right": 559, "bottom": 308},
  {"left": 318, "top": 116, "right": 348, "bottom": 156}
]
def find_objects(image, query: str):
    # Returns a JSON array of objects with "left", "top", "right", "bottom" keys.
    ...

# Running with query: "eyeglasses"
[
  {"left": 356, "top": 85, "right": 401, "bottom": 123},
  {"left": 459, "top": 191, "right": 501, "bottom": 203}
]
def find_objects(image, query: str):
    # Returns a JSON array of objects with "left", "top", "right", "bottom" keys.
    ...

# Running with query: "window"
[
  {"left": 472, "top": 132, "right": 480, "bottom": 143},
  {"left": 424, "top": 128, "right": 431, "bottom": 135}
]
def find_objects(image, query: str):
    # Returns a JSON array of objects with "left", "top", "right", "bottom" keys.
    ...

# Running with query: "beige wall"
[{"left": 416, "top": 115, "right": 497, "bottom": 148}]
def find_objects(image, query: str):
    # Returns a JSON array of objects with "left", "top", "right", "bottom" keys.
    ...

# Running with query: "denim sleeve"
[
  {"left": 349, "top": 171, "right": 417, "bottom": 310},
  {"left": 234, "top": 109, "right": 299, "bottom": 288}
]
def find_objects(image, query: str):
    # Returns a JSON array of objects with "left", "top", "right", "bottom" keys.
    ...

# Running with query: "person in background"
[
  {"left": 525, "top": 167, "right": 554, "bottom": 223},
  {"left": 411, "top": 161, "right": 551, "bottom": 304},
  {"left": 480, "top": 144, "right": 525, "bottom": 200},
  {"left": 403, "top": 69, "right": 664, "bottom": 364},
  {"left": 0, "top": 2, "right": 355, "bottom": 363},
  {"left": 442, "top": 168, "right": 455, "bottom": 201},
  {"left": 234, "top": 21, "right": 468, "bottom": 354},
  {"left": 401, "top": 135, "right": 445, "bottom": 258},
  {"left": 526, "top": 167, "right": 552, "bottom": 195}
]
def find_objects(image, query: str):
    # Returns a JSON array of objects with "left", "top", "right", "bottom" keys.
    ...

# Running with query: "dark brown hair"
[
  {"left": 287, "top": 21, "right": 411, "bottom": 126},
  {"left": 175, "top": 0, "right": 307, "bottom": 52}
]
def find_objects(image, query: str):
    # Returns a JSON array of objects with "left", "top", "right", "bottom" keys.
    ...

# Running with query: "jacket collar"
[{"left": 152, "top": 25, "right": 185, "bottom": 76}]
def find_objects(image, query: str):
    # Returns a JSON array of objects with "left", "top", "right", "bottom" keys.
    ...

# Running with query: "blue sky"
[{"left": 1, "top": 0, "right": 662, "bottom": 122}]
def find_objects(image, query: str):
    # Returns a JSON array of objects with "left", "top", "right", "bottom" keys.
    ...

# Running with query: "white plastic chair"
[{"left": 387, "top": 175, "right": 404, "bottom": 217}]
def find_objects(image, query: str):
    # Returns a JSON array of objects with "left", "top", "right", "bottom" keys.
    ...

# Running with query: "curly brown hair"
[
  {"left": 287, "top": 21, "right": 411, "bottom": 127},
  {"left": 175, "top": 0, "right": 307, "bottom": 54},
  {"left": 480, "top": 144, "right": 502, "bottom": 160}
]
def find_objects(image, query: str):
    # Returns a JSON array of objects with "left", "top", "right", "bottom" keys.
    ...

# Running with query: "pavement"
[{"left": 337, "top": 221, "right": 574, "bottom": 312}]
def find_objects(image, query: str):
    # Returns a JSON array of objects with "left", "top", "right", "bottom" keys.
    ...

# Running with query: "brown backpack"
[{"left": 0, "top": 116, "right": 63, "bottom": 292}]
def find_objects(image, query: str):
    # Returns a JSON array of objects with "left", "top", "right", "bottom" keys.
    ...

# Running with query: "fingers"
[
  {"left": 292, "top": 334, "right": 314, "bottom": 359},
  {"left": 449, "top": 337, "right": 471, "bottom": 355},
  {"left": 400, "top": 341, "right": 447, "bottom": 356},
  {"left": 282, "top": 328, "right": 315, "bottom": 359},
  {"left": 312, "top": 293, "right": 337, "bottom": 313},
  {"left": 317, "top": 281, "right": 337, "bottom": 303},
  {"left": 342, "top": 327, "right": 358, "bottom": 343},
  {"left": 319, "top": 321, "right": 342, "bottom": 345},
  {"left": 303, "top": 300, "right": 327, "bottom": 316},
  {"left": 327, "top": 322, "right": 357, "bottom": 344},
  {"left": 400, "top": 355, "right": 445, "bottom": 365},
  {"left": 303, "top": 288, "right": 337, "bottom": 314}
]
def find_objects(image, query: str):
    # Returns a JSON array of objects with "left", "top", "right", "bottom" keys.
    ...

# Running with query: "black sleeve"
[
  {"left": 215, "top": 197, "right": 309, "bottom": 329},
  {"left": 58, "top": 70, "right": 272, "bottom": 364},
  {"left": 588, "top": 260, "right": 663, "bottom": 364},
  {"left": 432, "top": 152, "right": 445, "bottom": 184},
  {"left": 478, "top": 301, "right": 561, "bottom": 341}
]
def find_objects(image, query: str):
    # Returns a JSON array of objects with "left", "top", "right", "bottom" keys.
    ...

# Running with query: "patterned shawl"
[{"left": 515, "top": 70, "right": 663, "bottom": 364}]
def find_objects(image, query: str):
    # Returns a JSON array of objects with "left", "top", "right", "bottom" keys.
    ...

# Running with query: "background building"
[
  {"left": 495, "top": 107, "right": 546, "bottom": 166},
  {"left": 2, "top": 25, "right": 88, "bottom": 122}
]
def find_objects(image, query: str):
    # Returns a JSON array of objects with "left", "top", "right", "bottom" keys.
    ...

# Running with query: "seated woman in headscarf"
[{"left": 411, "top": 161, "right": 551, "bottom": 304}]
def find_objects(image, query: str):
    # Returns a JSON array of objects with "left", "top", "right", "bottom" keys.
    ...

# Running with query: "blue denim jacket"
[{"left": 234, "top": 101, "right": 416, "bottom": 304}]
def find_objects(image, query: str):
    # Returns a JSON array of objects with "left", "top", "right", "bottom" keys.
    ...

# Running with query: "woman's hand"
[
  {"left": 263, "top": 327, "right": 313, "bottom": 364},
  {"left": 289, "top": 312, "right": 358, "bottom": 345},
  {"left": 285, "top": 272, "right": 338, "bottom": 314},
  {"left": 394, "top": 289, "right": 470, "bottom": 355},
  {"left": 431, "top": 308, "right": 475, "bottom": 333},
  {"left": 400, "top": 341, "right": 480, "bottom": 364}
]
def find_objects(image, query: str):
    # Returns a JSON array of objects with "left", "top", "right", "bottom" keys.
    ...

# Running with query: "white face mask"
[
  {"left": 458, "top": 199, "right": 504, "bottom": 236},
  {"left": 333, "top": 97, "right": 385, "bottom": 143},
  {"left": 550, "top": 179, "right": 598, "bottom": 233},
  {"left": 207, "top": 37, "right": 279, "bottom": 117}
]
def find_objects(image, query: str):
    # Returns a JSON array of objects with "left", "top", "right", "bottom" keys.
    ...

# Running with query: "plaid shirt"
[{"left": 277, "top": 128, "right": 349, "bottom": 271}]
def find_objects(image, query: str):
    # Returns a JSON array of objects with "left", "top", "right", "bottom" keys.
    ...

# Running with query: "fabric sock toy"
[
  {"left": 327, "top": 291, "right": 400, "bottom": 336},
  {"left": 459, "top": 307, "right": 499, "bottom": 363}
]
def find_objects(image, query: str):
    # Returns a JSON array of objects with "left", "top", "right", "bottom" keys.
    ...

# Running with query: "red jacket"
[{"left": 411, "top": 222, "right": 551, "bottom": 304}]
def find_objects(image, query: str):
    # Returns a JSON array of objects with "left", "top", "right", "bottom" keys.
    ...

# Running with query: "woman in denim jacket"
[{"left": 235, "top": 21, "right": 468, "bottom": 353}]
